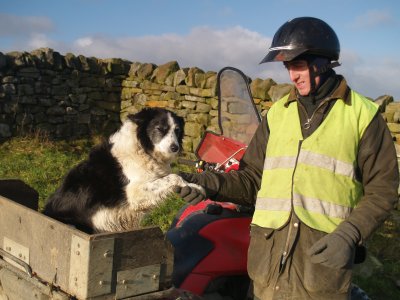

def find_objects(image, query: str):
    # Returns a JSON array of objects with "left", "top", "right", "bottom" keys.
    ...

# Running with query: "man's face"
[{"left": 285, "top": 60, "right": 320, "bottom": 96}]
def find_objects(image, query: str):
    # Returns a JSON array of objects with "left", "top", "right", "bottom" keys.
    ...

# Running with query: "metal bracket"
[
  {"left": 1, "top": 237, "right": 31, "bottom": 276},
  {"left": 116, "top": 264, "right": 161, "bottom": 299}
]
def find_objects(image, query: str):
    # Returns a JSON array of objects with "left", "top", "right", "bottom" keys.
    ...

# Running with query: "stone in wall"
[
  {"left": 174, "top": 69, "right": 189, "bottom": 87},
  {"left": 185, "top": 67, "right": 204, "bottom": 87},
  {"left": 375, "top": 95, "right": 394, "bottom": 113},
  {"left": 152, "top": 61, "right": 180, "bottom": 85},
  {"left": 136, "top": 63, "right": 157, "bottom": 80},
  {"left": 250, "top": 78, "right": 277, "bottom": 101},
  {"left": 0, "top": 124, "right": 11, "bottom": 138},
  {"left": 268, "top": 83, "right": 293, "bottom": 102}
]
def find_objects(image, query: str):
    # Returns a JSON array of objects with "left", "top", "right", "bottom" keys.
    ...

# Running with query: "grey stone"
[
  {"left": 196, "top": 102, "right": 211, "bottom": 113},
  {"left": 184, "top": 121, "right": 204, "bottom": 138},
  {"left": 268, "top": 83, "right": 293, "bottom": 102},
  {"left": 375, "top": 95, "right": 394, "bottom": 112},
  {"left": 128, "top": 62, "right": 142, "bottom": 77},
  {"left": 2, "top": 84, "right": 16, "bottom": 95},
  {"left": 0, "top": 123, "right": 11, "bottom": 137},
  {"left": 151, "top": 61, "right": 180, "bottom": 84},
  {"left": 46, "top": 106, "right": 65, "bottom": 115},
  {"left": 16, "top": 113, "right": 33, "bottom": 125},
  {"left": 185, "top": 67, "right": 204, "bottom": 87},
  {"left": 137, "top": 63, "right": 156, "bottom": 80},
  {"left": 0, "top": 52, "right": 7, "bottom": 70},
  {"left": 174, "top": 69, "right": 188, "bottom": 86},
  {"left": 251, "top": 78, "right": 276, "bottom": 100}
]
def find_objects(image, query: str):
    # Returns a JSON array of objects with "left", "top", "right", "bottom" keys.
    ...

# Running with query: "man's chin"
[{"left": 296, "top": 87, "right": 310, "bottom": 96}]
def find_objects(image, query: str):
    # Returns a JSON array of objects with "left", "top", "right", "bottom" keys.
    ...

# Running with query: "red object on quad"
[
  {"left": 167, "top": 200, "right": 253, "bottom": 297},
  {"left": 166, "top": 67, "right": 261, "bottom": 299}
]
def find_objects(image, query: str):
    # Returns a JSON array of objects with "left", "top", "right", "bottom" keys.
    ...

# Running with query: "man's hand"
[
  {"left": 173, "top": 185, "right": 206, "bottom": 205},
  {"left": 307, "top": 221, "right": 360, "bottom": 269}
]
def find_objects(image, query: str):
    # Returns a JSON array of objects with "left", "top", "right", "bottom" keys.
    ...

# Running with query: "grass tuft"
[{"left": 0, "top": 133, "right": 96, "bottom": 209}]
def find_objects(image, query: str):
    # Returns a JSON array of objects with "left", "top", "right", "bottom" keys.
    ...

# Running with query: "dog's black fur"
[{"left": 43, "top": 142, "right": 128, "bottom": 232}]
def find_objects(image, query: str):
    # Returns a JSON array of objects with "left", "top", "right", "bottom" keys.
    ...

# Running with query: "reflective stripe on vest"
[{"left": 252, "top": 91, "right": 379, "bottom": 233}]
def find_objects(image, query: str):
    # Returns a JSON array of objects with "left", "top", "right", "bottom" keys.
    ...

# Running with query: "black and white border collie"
[{"left": 43, "top": 107, "right": 205, "bottom": 233}]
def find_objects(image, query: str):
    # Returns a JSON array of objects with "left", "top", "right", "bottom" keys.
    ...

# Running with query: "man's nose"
[{"left": 288, "top": 70, "right": 299, "bottom": 82}]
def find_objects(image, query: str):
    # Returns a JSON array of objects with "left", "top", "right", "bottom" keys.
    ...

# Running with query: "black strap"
[{"left": 314, "top": 61, "right": 341, "bottom": 76}]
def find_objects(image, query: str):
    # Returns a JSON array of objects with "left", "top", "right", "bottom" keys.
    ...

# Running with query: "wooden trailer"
[{"left": 0, "top": 180, "right": 180, "bottom": 300}]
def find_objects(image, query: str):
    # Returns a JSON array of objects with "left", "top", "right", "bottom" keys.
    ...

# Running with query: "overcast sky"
[{"left": 1, "top": 0, "right": 399, "bottom": 100}]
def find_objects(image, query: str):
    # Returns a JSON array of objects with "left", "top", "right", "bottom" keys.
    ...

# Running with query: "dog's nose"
[{"left": 170, "top": 144, "right": 179, "bottom": 153}]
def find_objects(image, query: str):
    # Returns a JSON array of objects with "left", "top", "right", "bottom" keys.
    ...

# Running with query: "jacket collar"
[{"left": 284, "top": 75, "right": 350, "bottom": 108}]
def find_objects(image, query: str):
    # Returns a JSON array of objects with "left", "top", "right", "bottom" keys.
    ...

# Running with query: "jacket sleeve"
[
  {"left": 182, "top": 115, "right": 269, "bottom": 206},
  {"left": 347, "top": 113, "right": 399, "bottom": 241}
]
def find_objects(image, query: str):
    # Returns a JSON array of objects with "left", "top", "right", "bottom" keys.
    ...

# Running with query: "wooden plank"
[
  {"left": 112, "top": 227, "right": 174, "bottom": 291},
  {"left": 68, "top": 235, "right": 114, "bottom": 299},
  {"left": 111, "top": 227, "right": 172, "bottom": 269}
]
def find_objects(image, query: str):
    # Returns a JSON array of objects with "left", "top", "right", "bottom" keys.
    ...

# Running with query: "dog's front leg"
[
  {"left": 150, "top": 174, "right": 205, "bottom": 199},
  {"left": 125, "top": 174, "right": 206, "bottom": 210}
]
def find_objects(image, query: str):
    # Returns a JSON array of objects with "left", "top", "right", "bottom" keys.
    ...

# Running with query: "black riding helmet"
[
  {"left": 261, "top": 17, "right": 341, "bottom": 94},
  {"left": 260, "top": 17, "right": 340, "bottom": 64}
]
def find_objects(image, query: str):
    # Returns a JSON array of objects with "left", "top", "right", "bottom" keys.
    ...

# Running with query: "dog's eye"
[{"left": 156, "top": 126, "right": 166, "bottom": 134}]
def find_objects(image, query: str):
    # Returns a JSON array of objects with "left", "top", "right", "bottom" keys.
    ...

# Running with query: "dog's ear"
[
  {"left": 127, "top": 108, "right": 153, "bottom": 126},
  {"left": 172, "top": 113, "right": 185, "bottom": 142},
  {"left": 176, "top": 115, "right": 185, "bottom": 134}
]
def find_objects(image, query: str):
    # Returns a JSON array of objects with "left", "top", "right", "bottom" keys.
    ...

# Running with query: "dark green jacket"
[
  {"left": 187, "top": 76, "right": 398, "bottom": 242},
  {"left": 184, "top": 75, "right": 398, "bottom": 298}
]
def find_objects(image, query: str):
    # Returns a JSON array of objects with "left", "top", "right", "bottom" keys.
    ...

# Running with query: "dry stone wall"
[
  {"left": 0, "top": 48, "right": 399, "bottom": 157},
  {"left": 0, "top": 48, "right": 131, "bottom": 141}
]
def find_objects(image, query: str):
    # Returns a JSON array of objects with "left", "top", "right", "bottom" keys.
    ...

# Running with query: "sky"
[{"left": 1, "top": 0, "right": 399, "bottom": 100}]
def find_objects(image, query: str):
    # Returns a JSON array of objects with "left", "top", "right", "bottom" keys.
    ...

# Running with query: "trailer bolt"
[
  {"left": 152, "top": 274, "right": 158, "bottom": 280},
  {"left": 5, "top": 247, "right": 11, "bottom": 251},
  {"left": 75, "top": 251, "right": 80, "bottom": 255},
  {"left": 99, "top": 280, "right": 104, "bottom": 286}
]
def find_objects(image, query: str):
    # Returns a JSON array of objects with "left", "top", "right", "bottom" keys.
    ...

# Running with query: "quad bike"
[{"left": 167, "top": 67, "right": 370, "bottom": 300}]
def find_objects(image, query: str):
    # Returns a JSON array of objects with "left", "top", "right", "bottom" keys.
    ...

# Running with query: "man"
[{"left": 177, "top": 17, "right": 398, "bottom": 299}]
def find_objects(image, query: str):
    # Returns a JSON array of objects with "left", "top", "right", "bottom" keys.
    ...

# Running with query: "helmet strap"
[
  {"left": 313, "top": 61, "right": 341, "bottom": 76},
  {"left": 308, "top": 61, "right": 340, "bottom": 95}
]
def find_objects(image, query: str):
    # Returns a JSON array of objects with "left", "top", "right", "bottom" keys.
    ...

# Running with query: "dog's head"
[{"left": 128, "top": 108, "right": 185, "bottom": 161}]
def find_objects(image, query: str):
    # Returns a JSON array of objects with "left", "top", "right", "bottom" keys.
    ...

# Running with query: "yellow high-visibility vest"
[{"left": 252, "top": 91, "right": 379, "bottom": 233}]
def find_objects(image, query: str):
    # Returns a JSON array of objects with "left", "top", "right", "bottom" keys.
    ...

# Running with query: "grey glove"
[
  {"left": 307, "top": 221, "right": 361, "bottom": 269},
  {"left": 173, "top": 185, "right": 205, "bottom": 205}
]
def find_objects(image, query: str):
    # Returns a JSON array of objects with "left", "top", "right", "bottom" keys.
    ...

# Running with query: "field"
[{"left": 0, "top": 134, "right": 399, "bottom": 299}]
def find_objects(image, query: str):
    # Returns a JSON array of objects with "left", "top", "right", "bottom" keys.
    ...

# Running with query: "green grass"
[
  {"left": 0, "top": 135, "right": 399, "bottom": 298},
  {"left": 0, "top": 133, "right": 98, "bottom": 209},
  {"left": 353, "top": 212, "right": 400, "bottom": 299},
  {"left": 141, "top": 194, "right": 186, "bottom": 232}
]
